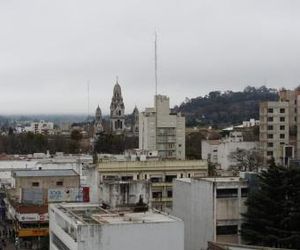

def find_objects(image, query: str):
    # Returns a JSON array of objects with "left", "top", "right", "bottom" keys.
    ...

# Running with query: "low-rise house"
[{"left": 6, "top": 169, "right": 85, "bottom": 249}]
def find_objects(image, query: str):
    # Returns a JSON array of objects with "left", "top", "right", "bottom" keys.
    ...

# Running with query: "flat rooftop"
[
  {"left": 209, "top": 242, "right": 293, "bottom": 250},
  {"left": 53, "top": 203, "right": 179, "bottom": 225},
  {"left": 12, "top": 169, "right": 78, "bottom": 177},
  {"left": 177, "top": 177, "right": 246, "bottom": 183},
  {"left": 200, "top": 177, "right": 244, "bottom": 183}
]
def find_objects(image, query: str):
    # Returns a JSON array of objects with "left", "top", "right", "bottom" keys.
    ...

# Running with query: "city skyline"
[{"left": 1, "top": 0, "right": 300, "bottom": 114}]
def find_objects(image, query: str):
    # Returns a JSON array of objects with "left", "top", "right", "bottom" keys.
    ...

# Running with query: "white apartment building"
[
  {"left": 259, "top": 101, "right": 293, "bottom": 165},
  {"left": 172, "top": 177, "right": 248, "bottom": 250},
  {"left": 49, "top": 203, "right": 184, "bottom": 250},
  {"left": 202, "top": 131, "right": 258, "bottom": 170},
  {"left": 139, "top": 95, "right": 185, "bottom": 160},
  {"left": 27, "top": 120, "right": 54, "bottom": 135}
]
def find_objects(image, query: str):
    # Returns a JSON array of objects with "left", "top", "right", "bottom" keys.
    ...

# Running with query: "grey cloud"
[{"left": 0, "top": 0, "right": 300, "bottom": 114}]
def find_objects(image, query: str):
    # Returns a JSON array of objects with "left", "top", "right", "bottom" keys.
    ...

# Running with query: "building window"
[
  {"left": 216, "top": 189, "right": 238, "bottom": 198},
  {"left": 280, "top": 117, "right": 285, "bottom": 122},
  {"left": 178, "top": 144, "right": 182, "bottom": 147},
  {"left": 121, "top": 176, "right": 133, "bottom": 181},
  {"left": 267, "top": 142, "right": 273, "bottom": 147},
  {"left": 280, "top": 134, "right": 285, "bottom": 139},
  {"left": 267, "top": 125, "right": 273, "bottom": 130},
  {"left": 268, "top": 117, "right": 273, "bottom": 122},
  {"left": 280, "top": 125, "right": 285, "bottom": 130},
  {"left": 144, "top": 174, "right": 147, "bottom": 180},
  {"left": 280, "top": 108, "right": 285, "bottom": 113},
  {"left": 167, "top": 190, "right": 173, "bottom": 198},
  {"left": 150, "top": 177, "right": 161, "bottom": 183},
  {"left": 216, "top": 225, "right": 238, "bottom": 235},
  {"left": 241, "top": 188, "right": 248, "bottom": 197},
  {"left": 280, "top": 142, "right": 285, "bottom": 145},
  {"left": 180, "top": 173, "right": 183, "bottom": 178},
  {"left": 267, "top": 151, "right": 273, "bottom": 156},
  {"left": 165, "top": 175, "right": 177, "bottom": 183},
  {"left": 137, "top": 174, "right": 140, "bottom": 180},
  {"left": 56, "top": 181, "right": 63, "bottom": 186},
  {"left": 188, "top": 173, "right": 191, "bottom": 178},
  {"left": 267, "top": 134, "right": 273, "bottom": 139},
  {"left": 32, "top": 182, "right": 39, "bottom": 187},
  {"left": 268, "top": 108, "right": 273, "bottom": 113},
  {"left": 152, "top": 191, "right": 162, "bottom": 198}
]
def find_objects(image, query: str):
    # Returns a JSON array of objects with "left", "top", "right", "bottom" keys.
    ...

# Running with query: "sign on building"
[
  {"left": 17, "top": 213, "right": 40, "bottom": 222},
  {"left": 48, "top": 187, "right": 89, "bottom": 202}
]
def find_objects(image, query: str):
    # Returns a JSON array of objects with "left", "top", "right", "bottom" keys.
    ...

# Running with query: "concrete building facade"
[
  {"left": 95, "top": 160, "right": 208, "bottom": 210},
  {"left": 259, "top": 101, "right": 292, "bottom": 165},
  {"left": 99, "top": 180, "right": 152, "bottom": 209},
  {"left": 202, "top": 131, "right": 258, "bottom": 170},
  {"left": 28, "top": 121, "right": 54, "bottom": 135},
  {"left": 6, "top": 169, "right": 81, "bottom": 248},
  {"left": 172, "top": 177, "right": 248, "bottom": 250},
  {"left": 139, "top": 95, "right": 185, "bottom": 160},
  {"left": 49, "top": 203, "right": 184, "bottom": 250}
]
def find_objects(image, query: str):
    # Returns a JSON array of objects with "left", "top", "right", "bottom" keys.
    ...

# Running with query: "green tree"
[{"left": 241, "top": 166, "right": 300, "bottom": 249}]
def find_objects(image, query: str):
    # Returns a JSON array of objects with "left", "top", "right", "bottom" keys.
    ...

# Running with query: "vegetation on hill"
[{"left": 174, "top": 86, "right": 278, "bottom": 127}]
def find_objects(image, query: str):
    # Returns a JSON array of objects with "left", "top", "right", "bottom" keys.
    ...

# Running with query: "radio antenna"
[
  {"left": 155, "top": 32, "right": 158, "bottom": 96},
  {"left": 87, "top": 80, "right": 90, "bottom": 121}
]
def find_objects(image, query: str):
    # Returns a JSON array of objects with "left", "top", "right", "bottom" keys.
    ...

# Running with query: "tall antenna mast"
[
  {"left": 155, "top": 32, "right": 158, "bottom": 96},
  {"left": 87, "top": 80, "right": 90, "bottom": 121}
]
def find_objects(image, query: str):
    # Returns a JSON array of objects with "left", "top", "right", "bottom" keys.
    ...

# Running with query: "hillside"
[{"left": 174, "top": 86, "right": 278, "bottom": 128}]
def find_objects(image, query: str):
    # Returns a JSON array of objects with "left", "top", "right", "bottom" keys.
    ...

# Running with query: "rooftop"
[
  {"left": 12, "top": 169, "right": 79, "bottom": 177},
  {"left": 177, "top": 177, "right": 247, "bottom": 184},
  {"left": 52, "top": 203, "right": 179, "bottom": 225},
  {"left": 200, "top": 176, "right": 244, "bottom": 183},
  {"left": 208, "top": 242, "right": 293, "bottom": 250}
]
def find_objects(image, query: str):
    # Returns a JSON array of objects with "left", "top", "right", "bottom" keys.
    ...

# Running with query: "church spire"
[{"left": 110, "top": 78, "right": 125, "bottom": 134}]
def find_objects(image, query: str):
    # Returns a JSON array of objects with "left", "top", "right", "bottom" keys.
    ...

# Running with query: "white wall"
[
  {"left": 218, "top": 141, "right": 257, "bottom": 170},
  {"left": 77, "top": 220, "right": 183, "bottom": 250},
  {"left": 173, "top": 179, "right": 214, "bottom": 250},
  {"left": 50, "top": 205, "right": 184, "bottom": 250},
  {"left": 99, "top": 181, "right": 151, "bottom": 208},
  {"left": 201, "top": 140, "right": 258, "bottom": 170}
]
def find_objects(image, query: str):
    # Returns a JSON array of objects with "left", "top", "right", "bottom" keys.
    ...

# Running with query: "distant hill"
[{"left": 174, "top": 86, "right": 278, "bottom": 128}]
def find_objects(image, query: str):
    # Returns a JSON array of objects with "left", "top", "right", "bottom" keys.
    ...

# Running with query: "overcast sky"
[{"left": 1, "top": 0, "right": 300, "bottom": 115}]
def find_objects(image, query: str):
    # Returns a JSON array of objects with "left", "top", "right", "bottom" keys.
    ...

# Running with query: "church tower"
[
  {"left": 132, "top": 106, "right": 139, "bottom": 136},
  {"left": 94, "top": 105, "right": 103, "bottom": 134},
  {"left": 110, "top": 79, "right": 125, "bottom": 134}
]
